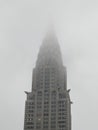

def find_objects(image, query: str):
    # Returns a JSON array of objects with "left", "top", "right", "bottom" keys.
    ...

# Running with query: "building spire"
[
  {"left": 36, "top": 28, "right": 63, "bottom": 67},
  {"left": 45, "top": 23, "right": 56, "bottom": 38}
]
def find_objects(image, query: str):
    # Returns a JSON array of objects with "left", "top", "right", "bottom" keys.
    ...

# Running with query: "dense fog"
[{"left": 0, "top": 0, "right": 98, "bottom": 130}]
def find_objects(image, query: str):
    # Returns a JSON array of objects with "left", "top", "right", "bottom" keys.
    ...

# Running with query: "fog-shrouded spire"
[
  {"left": 36, "top": 28, "right": 63, "bottom": 68},
  {"left": 24, "top": 25, "right": 71, "bottom": 130}
]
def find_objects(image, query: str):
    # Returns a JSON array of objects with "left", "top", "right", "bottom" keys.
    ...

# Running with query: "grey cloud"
[{"left": 0, "top": 0, "right": 98, "bottom": 130}]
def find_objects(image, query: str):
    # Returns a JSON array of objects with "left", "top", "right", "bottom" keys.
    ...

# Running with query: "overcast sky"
[{"left": 0, "top": 0, "right": 98, "bottom": 130}]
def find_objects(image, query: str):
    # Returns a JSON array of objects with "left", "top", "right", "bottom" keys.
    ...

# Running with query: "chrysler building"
[{"left": 24, "top": 31, "right": 72, "bottom": 130}]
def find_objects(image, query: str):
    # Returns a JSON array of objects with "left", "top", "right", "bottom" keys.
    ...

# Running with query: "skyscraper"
[{"left": 24, "top": 31, "right": 71, "bottom": 130}]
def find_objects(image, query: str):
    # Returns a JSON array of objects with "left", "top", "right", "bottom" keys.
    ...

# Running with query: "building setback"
[{"left": 24, "top": 31, "right": 72, "bottom": 130}]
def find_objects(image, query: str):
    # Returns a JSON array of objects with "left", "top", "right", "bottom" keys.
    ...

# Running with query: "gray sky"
[{"left": 0, "top": 0, "right": 98, "bottom": 130}]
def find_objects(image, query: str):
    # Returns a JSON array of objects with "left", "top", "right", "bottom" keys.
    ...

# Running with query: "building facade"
[{"left": 24, "top": 32, "right": 71, "bottom": 130}]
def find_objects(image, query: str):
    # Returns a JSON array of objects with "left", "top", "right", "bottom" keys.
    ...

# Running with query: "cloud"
[{"left": 0, "top": 0, "right": 98, "bottom": 130}]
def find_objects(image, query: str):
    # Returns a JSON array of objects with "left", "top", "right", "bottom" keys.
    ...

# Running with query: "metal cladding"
[{"left": 36, "top": 32, "right": 63, "bottom": 68}]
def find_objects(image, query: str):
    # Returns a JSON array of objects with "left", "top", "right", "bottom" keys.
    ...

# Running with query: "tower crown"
[{"left": 36, "top": 30, "right": 63, "bottom": 68}]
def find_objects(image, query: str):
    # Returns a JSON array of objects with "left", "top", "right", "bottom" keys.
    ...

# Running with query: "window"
[
  {"left": 44, "top": 113, "right": 49, "bottom": 116},
  {"left": 44, "top": 101, "right": 49, "bottom": 104}
]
